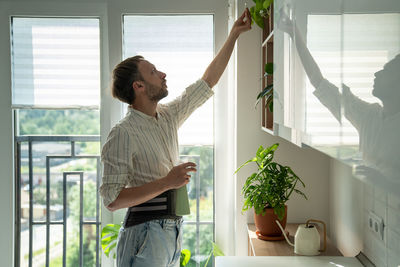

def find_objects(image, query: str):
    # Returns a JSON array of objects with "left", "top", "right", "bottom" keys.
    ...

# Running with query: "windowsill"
[{"left": 247, "top": 223, "right": 342, "bottom": 256}]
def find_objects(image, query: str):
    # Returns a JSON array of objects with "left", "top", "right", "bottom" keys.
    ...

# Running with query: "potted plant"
[{"left": 235, "top": 143, "right": 307, "bottom": 239}]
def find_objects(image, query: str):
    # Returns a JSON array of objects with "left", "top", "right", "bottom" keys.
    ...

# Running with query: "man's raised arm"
[{"left": 202, "top": 8, "right": 252, "bottom": 88}]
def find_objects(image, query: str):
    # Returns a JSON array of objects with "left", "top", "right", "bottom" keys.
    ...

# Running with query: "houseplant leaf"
[
  {"left": 255, "top": 84, "right": 273, "bottom": 108},
  {"left": 263, "top": 0, "right": 273, "bottom": 10},
  {"left": 101, "top": 224, "right": 121, "bottom": 258},
  {"left": 266, "top": 94, "right": 273, "bottom": 112},
  {"left": 234, "top": 157, "right": 257, "bottom": 174},
  {"left": 249, "top": 5, "right": 264, "bottom": 28},
  {"left": 180, "top": 249, "right": 191, "bottom": 266},
  {"left": 203, "top": 242, "right": 224, "bottom": 267},
  {"left": 264, "top": 62, "right": 274, "bottom": 75}
]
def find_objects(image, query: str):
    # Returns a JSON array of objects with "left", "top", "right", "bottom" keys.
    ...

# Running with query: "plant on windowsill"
[
  {"left": 255, "top": 62, "right": 273, "bottom": 112},
  {"left": 235, "top": 143, "right": 307, "bottom": 240}
]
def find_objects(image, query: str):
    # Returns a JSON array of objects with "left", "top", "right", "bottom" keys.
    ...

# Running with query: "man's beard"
[{"left": 144, "top": 81, "right": 168, "bottom": 101}]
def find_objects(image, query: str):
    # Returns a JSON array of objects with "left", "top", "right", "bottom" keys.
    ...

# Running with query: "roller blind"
[
  {"left": 11, "top": 17, "right": 100, "bottom": 109},
  {"left": 123, "top": 15, "right": 214, "bottom": 145}
]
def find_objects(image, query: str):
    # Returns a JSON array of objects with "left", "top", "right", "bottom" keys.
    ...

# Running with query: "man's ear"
[{"left": 132, "top": 80, "right": 144, "bottom": 92}]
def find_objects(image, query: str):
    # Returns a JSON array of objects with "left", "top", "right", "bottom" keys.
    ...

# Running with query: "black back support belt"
[{"left": 123, "top": 189, "right": 182, "bottom": 228}]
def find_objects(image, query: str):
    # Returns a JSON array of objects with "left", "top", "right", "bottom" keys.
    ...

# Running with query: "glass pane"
[
  {"left": 20, "top": 220, "right": 29, "bottom": 266},
  {"left": 82, "top": 224, "right": 98, "bottom": 267},
  {"left": 11, "top": 18, "right": 100, "bottom": 108},
  {"left": 182, "top": 223, "right": 197, "bottom": 267},
  {"left": 180, "top": 154, "right": 200, "bottom": 222},
  {"left": 49, "top": 225, "right": 63, "bottom": 266},
  {"left": 180, "top": 146, "right": 214, "bottom": 222},
  {"left": 75, "top": 141, "right": 101, "bottom": 156},
  {"left": 199, "top": 224, "right": 213, "bottom": 267},
  {"left": 66, "top": 173, "right": 82, "bottom": 267},
  {"left": 123, "top": 15, "right": 214, "bottom": 146},
  {"left": 83, "top": 177, "right": 98, "bottom": 221},
  {"left": 199, "top": 147, "right": 213, "bottom": 221},
  {"left": 32, "top": 225, "right": 46, "bottom": 267},
  {"left": 31, "top": 143, "right": 51, "bottom": 222},
  {"left": 17, "top": 109, "right": 100, "bottom": 135}
]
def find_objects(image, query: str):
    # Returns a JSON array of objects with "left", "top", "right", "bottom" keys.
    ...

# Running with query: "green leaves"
[
  {"left": 264, "top": 62, "right": 273, "bottom": 75},
  {"left": 180, "top": 249, "right": 191, "bottom": 267},
  {"left": 203, "top": 242, "right": 225, "bottom": 267},
  {"left": 235, "top": 143, "right": 307, "bottom": 221},
  {"left": 234, "top": 157, "right": 257, "bottom": 174},
  {"left": 256, "top": 63, "right": 274, "bottom": 112},
  {"left": 101, "top": 224, "right": 121, "bottom": 259},
  {"left": 263, "top": 0, "right": 273, "bottom": 10},
  {"left": 249, "top": 0, "right": 274, "bottom": 29},
  {"left": 249, "top": 6, "right": 264, "bottom": 28},
  {"left": 255, "top": 84, "right": 273, "bottom": 107}
]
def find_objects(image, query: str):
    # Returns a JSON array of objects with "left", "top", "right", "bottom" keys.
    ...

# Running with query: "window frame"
[
  {"left": 117, "top": 11, "right": 219, "bottom": 267},
  {"left": 1, "top": 1, "right": 234, "bottom": 266},
  {"left": 107, "top": 0, "right": 233, "bottom": 260}
]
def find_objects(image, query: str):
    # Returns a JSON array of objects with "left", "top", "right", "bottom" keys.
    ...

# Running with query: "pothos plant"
[
  {"left": 255, "top": 62, "right": 274, "bottom": 112},
  {"left": 235, "top": 143, "right": 307, "bottom": 220},
  {"left": 249, "top": 0, "right": 273, "bottom": 29}
]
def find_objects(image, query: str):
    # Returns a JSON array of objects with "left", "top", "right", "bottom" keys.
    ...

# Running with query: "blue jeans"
[{"left": 116, "top": 218, "right": 183, "bottom": 267}]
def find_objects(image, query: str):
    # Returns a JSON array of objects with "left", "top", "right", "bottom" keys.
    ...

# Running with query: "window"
[
  {"left": 12, "top": 18, "right": 101, "bottom": 267},
  {"left": 123, "top": 15, "right": 214, "bottom": 267}
]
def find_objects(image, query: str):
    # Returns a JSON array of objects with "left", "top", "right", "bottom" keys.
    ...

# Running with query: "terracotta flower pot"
[{"left": 254, "top": 205, "right": 287, "bottom": 237}]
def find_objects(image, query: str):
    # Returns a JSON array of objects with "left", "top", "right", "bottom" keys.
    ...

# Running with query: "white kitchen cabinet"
[{"left": 272, "top": 0, "right": 400, "bottom": 192}]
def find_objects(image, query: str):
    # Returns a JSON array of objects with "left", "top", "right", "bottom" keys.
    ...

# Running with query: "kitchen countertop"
[{"left": 215, "top": 256, "right": 364, "bottom": 267}]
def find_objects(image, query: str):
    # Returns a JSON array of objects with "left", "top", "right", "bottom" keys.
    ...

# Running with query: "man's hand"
[
  {"left": 277, "top": 7, "right": 294, "bottom": 37},
  {"left": 165, "top": 162, "right": 197, "bottom": 189},
  {"left": 231, "top": 8, "right": 252, "bottom": 37}
]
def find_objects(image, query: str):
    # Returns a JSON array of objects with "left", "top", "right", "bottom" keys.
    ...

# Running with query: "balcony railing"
[{"left": 15, "top": 135, "right": 101, "bottom": 267}]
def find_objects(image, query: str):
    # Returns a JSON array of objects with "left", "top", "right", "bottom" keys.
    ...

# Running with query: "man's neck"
[
  {"left": 382, "top": 100, "right": 400, "bottom": 119},
  {"left": 130, "top": 99, "right": 158, "bottom": 118}
]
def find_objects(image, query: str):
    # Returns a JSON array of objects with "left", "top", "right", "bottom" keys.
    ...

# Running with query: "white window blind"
[
  {"left": 123, "top": 15, "right": 214, "bottom": 145},
  {"left": 11, "top": 18, "right": 100, "bottom": 109}
]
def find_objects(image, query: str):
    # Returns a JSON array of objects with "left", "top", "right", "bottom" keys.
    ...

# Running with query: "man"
[{"left": 100, "top": 9, "right": 252, "bottom": 267}]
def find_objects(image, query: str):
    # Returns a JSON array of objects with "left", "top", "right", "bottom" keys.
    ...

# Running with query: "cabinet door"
[{"left": 274, "top": 0, "right": 400, "bottom": 193}]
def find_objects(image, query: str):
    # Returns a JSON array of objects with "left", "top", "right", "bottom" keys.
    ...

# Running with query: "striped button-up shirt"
[{"left": 100, "top": 79, "right": 213, "bottom": 207}]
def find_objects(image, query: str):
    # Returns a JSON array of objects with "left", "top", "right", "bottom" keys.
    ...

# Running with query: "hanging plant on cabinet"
[
  {"left": 255, "top": 62, "right": 273, "bottom": 112},
  {"left": 249, "top": 0, "right": 273, "bottom": 29}
]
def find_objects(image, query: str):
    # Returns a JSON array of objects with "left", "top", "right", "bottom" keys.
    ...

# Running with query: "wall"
[
  {"left": 0, "top": 2, "right": 14, "bottom": 266},
  {"left": 234, "top": 0, "right": 331, "bottom": 256},
  {"left": 329, "top": 158, "right": 400, "bottom": 266}
]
